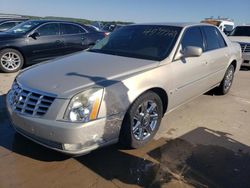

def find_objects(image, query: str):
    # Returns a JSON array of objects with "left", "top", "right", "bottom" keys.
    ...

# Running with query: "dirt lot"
[{"left": 0, "top": 68, "right": 250, "bottom": 188}]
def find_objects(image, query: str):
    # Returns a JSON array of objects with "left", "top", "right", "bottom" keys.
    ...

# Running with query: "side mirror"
[
  {"left": 182, "top": 46, "right": 203, "bottom": 58},
  {"left": 29, "top": 32, "right": 39, "bottom": 39}
]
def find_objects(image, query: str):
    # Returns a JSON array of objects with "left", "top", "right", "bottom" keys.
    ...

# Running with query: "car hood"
[
  {"left": 228, "top": 36, "right": 250, "bottom": 43},
  {"left": 17, "top": 51, "right": 160, "bottom": 98}
]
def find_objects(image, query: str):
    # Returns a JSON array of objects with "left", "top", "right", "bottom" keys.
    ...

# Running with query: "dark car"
[
  {"left": 102, "top": 24, "right": 125, "bottom": 34},
  {"left": 0, "top": 19, "right": 28, "bottom": 32},
  {"left": 0, "top": 20, "right": 106, "bottom": 73}
]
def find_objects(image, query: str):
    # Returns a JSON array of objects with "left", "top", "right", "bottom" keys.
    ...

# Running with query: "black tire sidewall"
[
  {"left": 120, "top": 91, "right": 163, "bottom": 149},
  {"left": 0, "top": 48, "right": 24, "bottom": 73}
]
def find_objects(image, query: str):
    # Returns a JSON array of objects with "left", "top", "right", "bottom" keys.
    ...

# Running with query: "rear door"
[
  {"left": 171, "top": 26, "right": 210, "bottom": 106},
  {"left": 60, "top": 23, "right": 89, "bottom": 54},
  {"left": 201, "top": 26, "right": 230, "bottom": 87},
  {"left": 27, "top": 23, "right": 64, "bottom": 62}
]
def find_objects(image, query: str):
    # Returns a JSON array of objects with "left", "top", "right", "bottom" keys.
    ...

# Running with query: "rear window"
[
  {"left": 230, "top": 26, "right": 250, "bottom": 37},
  {"left": 203, "top": 26, "right": 221, "bottom": 51},
  {"left": 61, "top": 23, "right": 85, "bottom": 34},
  {"left": 90, "top": 25, "right": 182, "bottom": 61},
  {"left": 215, "top": 28, "right": 227, "bottom": 48}
]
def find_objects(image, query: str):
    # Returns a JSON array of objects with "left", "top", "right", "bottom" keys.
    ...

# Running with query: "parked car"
[
  {"left": 201, "top": 17, "right": 235, "bottom": 35},
  {"left": 90, "top": 21, "right": 104, "bottom": 31},
  {"left": 7, "top": 23, "right": 242, "bottom": 155},
  {"left": 0, "top": 18, "right": 28, "bottom": 32},
  {"left": 229, "top": 25, "right": 250, "bottom": 67},
  {"left": 0, "top": 20, "right": 106, "bottom": 73},
  {"left": 86, "top": 24, "right": 109, "bottom": 36},
  {"left": 102, "top": 23, "right": 125, "bottom": 34}
]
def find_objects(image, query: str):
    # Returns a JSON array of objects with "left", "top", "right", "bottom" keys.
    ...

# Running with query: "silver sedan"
[{"left": 7, "top": 23, "right": 242, "bottom": 155}]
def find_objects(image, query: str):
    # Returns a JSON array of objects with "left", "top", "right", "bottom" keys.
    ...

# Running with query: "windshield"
[
  {"left": 230, "top": 26, "right": 250, "bottom": 37},
  {"left": 224, "top": 25, "right": 234, "bottom": 32},
  {"left": 7, "top": 21, "right": 41, "bottom": 34},
  {"left": 89, "top": 25, "right": 182, "bottom": 61}
]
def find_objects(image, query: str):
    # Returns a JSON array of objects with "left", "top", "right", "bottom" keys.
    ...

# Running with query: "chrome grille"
[
  {"left": 8, "top": 82, "right": 56, "bottom": 117},
  {"left": 240, "top": 43, "right": 250, "bottom": 53}
]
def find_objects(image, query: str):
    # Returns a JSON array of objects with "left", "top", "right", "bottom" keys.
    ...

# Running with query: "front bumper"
[
  {"left": 242, "top": 53, "right": 250, "bottom": 67},
  {"left": 6, "top": 94, "right": 123, "bottom": 155}
]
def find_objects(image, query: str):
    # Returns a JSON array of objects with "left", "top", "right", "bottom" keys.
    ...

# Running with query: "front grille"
[
  {"left": 8, "top": 82, "right": 56, "bottom": 117},
  {"left": 240, "top": 43, "right": 250, "bottom": 53}
]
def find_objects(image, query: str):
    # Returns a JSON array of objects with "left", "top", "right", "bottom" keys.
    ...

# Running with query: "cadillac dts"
[{"left": 7, "top": 23, "right": 242, "bottom": 155}]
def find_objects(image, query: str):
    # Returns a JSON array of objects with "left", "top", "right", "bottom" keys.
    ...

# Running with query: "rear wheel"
[
  {"left": 217, "top": 64, "right": 235, "bottom": 95},
  {"left": 119, "top": 91, "right": 163, "bottom": 148},
  {"left": 0, "top": 48, "right": 24, "bottom": 73}
]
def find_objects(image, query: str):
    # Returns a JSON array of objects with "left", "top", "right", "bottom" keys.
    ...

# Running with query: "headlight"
[{"left": 64, "top": 88, "right": 104, "bottom": 122}]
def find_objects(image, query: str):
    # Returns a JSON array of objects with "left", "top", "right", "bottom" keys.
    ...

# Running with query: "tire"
[
  {"left": 0, "top": 48, "right": 24, "bottom": 73},
  {"left": 217, "top": 64, "right": 235, "bottom": 95},
  {"left": 119, "top": 91, "right": 163, "bottom": 149}
]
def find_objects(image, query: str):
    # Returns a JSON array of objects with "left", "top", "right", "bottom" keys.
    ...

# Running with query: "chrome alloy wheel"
[
  {"left": 224, "top": 66, "right": 234, "bottom": 91},
  {"left": 132, "top": 100, "right": 159, "bottom": 141},
  {"left": 0, "top": 52, "right": 21, "bottom": 71}
]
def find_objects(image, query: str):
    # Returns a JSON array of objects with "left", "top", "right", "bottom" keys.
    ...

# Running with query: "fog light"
[{"left": 63, "top": 143, "right": 83, "bottom": 151}]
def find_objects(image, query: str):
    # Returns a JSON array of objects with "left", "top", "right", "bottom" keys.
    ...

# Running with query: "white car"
[
  {"left": 201, "top": 18, "right": 235, "bottom": 34},
  {"left": 229, "top": 25, "right": 250, "bottom": 67}
]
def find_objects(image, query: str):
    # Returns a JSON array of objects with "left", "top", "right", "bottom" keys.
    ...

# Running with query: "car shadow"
[
  {"left": 75, "top": 127, "right": 250, "bottom": 188},
  {"left": 147, "top": 127, "right": 250, "bottom": 187},
  {"left": 240, "top": 66, "right": 249, "bottom": 71}
]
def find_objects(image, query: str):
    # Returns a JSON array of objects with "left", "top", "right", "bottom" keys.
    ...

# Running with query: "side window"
[
  {"left": 215, "top": 28, "right": 227, "bottom": 48},
  {"left": 36, "top": 23, "right": 60, "bottom": 36},
  {"left": 181, "top": 27, "right": 204, "bottom": 50},
  {"left": 14, "top": 21, "right": 22, "bottom": 26},
  {"left": 60, "top": 23, "right": 85, "bottom": 35},
  {"left": 203, "top": 26, "right": 221, "bottom": 51},
  {"left": 0, "top": 22, "right": 17, "bottom": 31}
]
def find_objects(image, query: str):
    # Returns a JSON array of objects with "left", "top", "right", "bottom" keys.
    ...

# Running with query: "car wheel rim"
[
  {"left": 132, "top": 100, "right": 159, "bottom": 141},
  {"left": 0, "top": 52, "right": 21, "bottom": 71},
  {"left": 224, "top": 67, "right": 234, "bottom": 91}
]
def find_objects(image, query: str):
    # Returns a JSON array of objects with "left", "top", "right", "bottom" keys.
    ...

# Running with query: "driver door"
[
  {"left": 171, "top": 26, "right": 210, "bottom": 107},
  {"left": 26, "top": 23, "right": 65, "bottom": 62}
]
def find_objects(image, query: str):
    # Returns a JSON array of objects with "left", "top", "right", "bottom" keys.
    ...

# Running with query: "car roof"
[
  {"left": 26, "top": 19, "right": 83, "bottom": 25},
  {"left": 0, "top": 18, "right": 28, "bottom": 23},
  {"left": 235, "top": 25, "right": 250, "bottom": 27},
  {"left": 130, "top": 22, "right": 214, "bottom": 28}
]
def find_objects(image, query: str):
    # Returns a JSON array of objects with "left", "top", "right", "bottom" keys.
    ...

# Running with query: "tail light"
[{"left": 104, "top": 32, "right": 110, "bottom": 36}]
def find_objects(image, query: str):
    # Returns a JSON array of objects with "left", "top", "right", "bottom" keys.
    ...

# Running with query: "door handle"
[
  {"left": 55, "top": 40, "right": 64, "bottom": 45},
  {"left": 55, "top": 40, "right": 61, "bottom": 44}
]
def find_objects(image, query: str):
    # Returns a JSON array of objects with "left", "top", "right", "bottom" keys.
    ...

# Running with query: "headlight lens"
[{"left": 64, "top": 88, "right": 104, "bottom": 122}]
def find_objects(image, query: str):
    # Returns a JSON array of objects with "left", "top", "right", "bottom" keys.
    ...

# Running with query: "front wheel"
[
  {"left": 119, "top": 91, "right": 163, "bottom": 149},
  {"left": 0, "top": 49, "right": 24, "bottom": 73},
  {"left": 217, "top": 64, "right": 235, "bottom": 95}
]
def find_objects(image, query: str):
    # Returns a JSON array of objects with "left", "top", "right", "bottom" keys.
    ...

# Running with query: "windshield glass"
[
  {"left": 89, "top": 25, "right": 182, "bottom": 61},
  {"left": 230, "top": 26, "right": 250, "bottom": 37},
  {"left": 7, "top": 21, "right": 41, "bottom": 34},
  {"left": 224, "top": 25, "right": 234, "bottom": 32}
]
